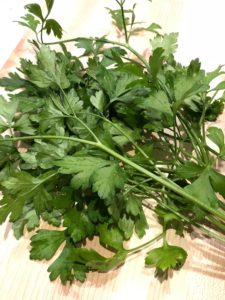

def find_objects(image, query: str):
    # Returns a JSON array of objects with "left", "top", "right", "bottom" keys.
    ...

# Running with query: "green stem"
[
  {"left": 40, "top": 7, "right": 51, "bottom": 44},
  {"left": 124, "top": 178, "right": 153, "bottom": 195},
  {"left": 98, "top": 143, "right": 225, "bottom": 222},
  {"left": 178, "top": 114, "right": 204, "bottom": 161},
  {"left": 150, "top": 201, "right": 225, "bottom": 243},
  {"left": 98, "top": 38, "right": 150, "bottom": 72},
  {"left": 2, "top": 135, "right": 225, "bottom": 222},
  {"left": 3, "top": 135, "right": 98, "bottom": 147},
  {"left": 44, "top": 37, "right": 150, "bottom": 73},
  {"left": 126, "top": 233, "right": 163, "bottom": 254},
  {"left": 207, "top": 215, "right": 225, "bottom": 232},
  {"left": 116, "top": 0, "right": 129, "bottom": 43},
  {"left": 198, "top": 226, "right": 225, "bottom": 243},
  {"left": 57, "top": 87, "right": 100, "bottom": 143}
]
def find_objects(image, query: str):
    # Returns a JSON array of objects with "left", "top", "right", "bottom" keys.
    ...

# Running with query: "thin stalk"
[
  {"left": 39, "top": 7, "right": 51, "bottom": 44},
  {"left": 160, "top": 203, "right": 225, "bottom": 243},
  {"left": 124, "top": 178, "right": 153, "bottom": 195},
  {"left": 178, "top": 114, "right": 203, "bottom": 161},
  {"left": 206, "top": 215, "right": 225, "bottom": 232},
  {"left": 179, "top": 113, "right": 209, "bottom": 164},
  {"left": 198, "top": 226, "right": 225, "bottom": 243},
  {"left": 116, "top": 0, "right": 129, "bottom": 43},
  {"left": 97, "top": 38, "right": 150, "bottom": 72},
  {"left": 46, "top": 111, "right": 167, "bottom": 176},
  {"left": 172, "top": 117, "right": 178, "bottom": 160},
  {"left": 163, "top": 225, "right": 167, "bottom": 246},
  {"left": 149, "top": 201, "right": 225, "bottom": 243},
  {"left": 57, "top": 86, "right": 100, "bottom": 143},
  {"left": 44, "top": 37, "right": 150, "bottom": 73},
  {"left": 98, "top": 143, "right": 225, "bottom": 222},
  {"left": 3, "top": 135, "right": 98, "bottom": 147},
  {"left": 199, "top": 95, "right": 207, "bottom": 143},
  {"left": 2, "top": 135, "right": 225, "bottom": 222},
  {"left": 126, "top": 233, "right": 163, "bottom": 254}
]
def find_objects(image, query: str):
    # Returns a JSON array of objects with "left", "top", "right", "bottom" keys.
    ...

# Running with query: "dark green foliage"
[{"left": 0, "top": 0, "right": 225, "bottom": 285}]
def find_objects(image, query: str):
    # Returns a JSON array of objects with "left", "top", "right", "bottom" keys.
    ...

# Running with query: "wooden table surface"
[{"left": 1, "top": 1, "right": 225, "bottom": 299}]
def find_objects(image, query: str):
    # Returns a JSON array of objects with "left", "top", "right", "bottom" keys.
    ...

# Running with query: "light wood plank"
[{"left": 1, "top": 1, "right": 225, "bottom": 299}]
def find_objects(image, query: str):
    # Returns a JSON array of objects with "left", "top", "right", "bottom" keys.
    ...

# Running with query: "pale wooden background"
[{"left": 1, "top": 1, "right": 225, "bottom": 299}]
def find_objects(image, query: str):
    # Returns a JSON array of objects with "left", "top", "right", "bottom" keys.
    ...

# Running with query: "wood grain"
[{"left": 1, "top": 1, "right": 225, "bottom": 299}]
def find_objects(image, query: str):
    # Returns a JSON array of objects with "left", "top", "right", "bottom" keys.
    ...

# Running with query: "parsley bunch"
[{"left": 1, "top": 0, "right": 225, "bottom": 283}]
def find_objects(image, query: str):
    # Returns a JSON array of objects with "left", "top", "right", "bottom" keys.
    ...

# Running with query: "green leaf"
[
  {"left": 63, "top": 208, "right": 95, "bottom": 243},
  {"left": 14, "top": 114, "right": 36, "bottom": 135},
  {"left": 207, "top": 127, "right": 224, "bottom": 152},
  {"left": 25, "top": 4, "right": 44, "bottom": 21},
  {"left": 0, "top": 96, "right": 18, "bottom": 133},
  {"left": 30, "top": 229, "right": 66, "bottom": 260},
  {"left": 0, "top": 140, "right": 17, "bottom": 169},
  {"left": 90, "top": 90, "right": 106, "bottom": 113},
  {"left": 45, "top": 0, "right": 54, "bottom": 14},
  {"left": 107, "top": 8, "right": 130, "bottom": 31},
  {"left": 75, "top": 38, "right": 94, "bottom": 56},
  {"left": 16, "top": 95, "right": 44, "bottom": 113},
  {"left": 41, "top": 210, "right": 62, "bottom": 227},
  {"left": 125, "top": 194, "right": 142, "bottom": 217},
  {"left": 56, "top": 156, "right": 108, "bottom": 189},
  {"left": 138, "top": 91, "right": 173, "bottom": 116},
  {"left": 176, "top": 162, "right": 205, "bottom": 179},
  {"left": 92, "top": 163, "right": 126, "bottom": 199},
  {"left": 205, "top": 65, "right": 223, "bottom": 84},
  {"left": 29, "top": 46, "right": 70, "bottom": 89},
  {"left": 48, "top": 245, "right": 127, "bottom": 283},
  {"left": 2, "top": 170, "right": 57, "bottom": 215},
  {"left": 56, "top": 156, "right": 125, "bottom": 199},
  {"left": 0, "top": 72, "right": 26, "bottom": 91},
  {"left": 184, "top": 170, "right": 219, "bottom": 208},
  {"left": 118, "top": 214, "right": 134, "bottom": 239},
  {"left": 208, "top": 169, "right": 225, "bottom": 198},
  {"left": 211, "top": 80, "right": 225, "bottom": 91},
  {"left": 103, "top": 118, "right": 140, "bottom": 147},
  {"left": 146, "top": 23, "right": 162, "bottom": 34},
  {"left": 101, "top": 47, "right": 127, "bottom": 67},
  {"left": 145, "top": 244, "right": 187, "bottom": 276},
  {"left": 151, "top": 33, "right": 178, "bottom": 57},
  {"left": 63, "top": 89, "right": 83, "bottom": 114},
  {"left": 173, "top": 73, "right": 209, "bottom": 111},
  {"left": 88, "top": 62, "right": 116, "bottom": 98},
  {"left": 47, "top": 244, "right": 87, "bottom": 283},
  {"left": 134, "top": 210, "right": 149, "bottom": 238},
  {"left": 2, "top": 170, "right": 55, "bottom": 196},
  {"left": 32, "top": 140, "right": 69, "bottom": 169},
  {"left": 18, "top": 14, "right": 40, "bottom": 32},
  {"left": 97, "top": 223, "right": 124, "bottom": 251},
  {"left": 85, "top": 250, "right": 127, "bottom": 272},
  {"left": 149, "top": 48, "right": 164, "bottom": 80},
  {"left": 45, "top": 19, "right": 63, "bottom": 39},
  {"left": 12, "top": 203, "right": 39, "bottom": 239},
  {"left": 0, "top": 195, "right": 26, "bottom": 225},
  {"left": 155, "top": 206, "right": 180, "bottom": 225},
  {"left": 187, "top": 59, "right": 201, "bottom": 76}
]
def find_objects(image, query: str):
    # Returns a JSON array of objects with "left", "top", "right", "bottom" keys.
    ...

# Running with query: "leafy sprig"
[{"left": 1, "top": 0, "right": 225, "bottom": 284}]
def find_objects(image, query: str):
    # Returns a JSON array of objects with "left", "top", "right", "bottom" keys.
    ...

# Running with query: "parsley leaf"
[
  {"left": 151, "top": 32, "right": 178, "bottom": 57},
  {"left": 63, "top": 208, "right": 95, "bottom": 243},
  {"left": 0, "top": 97, "right": 18, "bottom": 133},
  {"left": 55, "top": 156, "right": 125, "bottom": 199},
  {"left": 29, "top": 46, "right": 70, "bottom": 89},
  {"left": 45, "top": 19, "right": 63, "bottom": 39},
  {"left": 184, "top": 169, "right": 219, "bottom": 208},
  {"left": 97, "top": 223, "right": 124, "bottom": 251},
  {"left": 30, "top": 229, "right": 66, "bottom": 260},
  {"left": 145, "top": 244, "right": 187, "bottom": 278}
]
